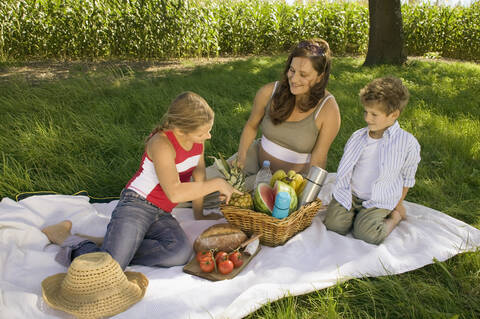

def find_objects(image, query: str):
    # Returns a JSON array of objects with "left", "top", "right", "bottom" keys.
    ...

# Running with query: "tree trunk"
[{"left": 364, "top": 0, "right": 407, "bottom": 66}]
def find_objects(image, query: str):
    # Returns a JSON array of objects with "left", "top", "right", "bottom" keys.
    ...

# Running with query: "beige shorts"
[{"left": 324, "top": 195, "right": 391, "bottom": 245}]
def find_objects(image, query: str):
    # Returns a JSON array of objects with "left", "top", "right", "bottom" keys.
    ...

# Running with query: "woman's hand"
[{"left": 231, "top": 157, "right": 245, "bottom": 170}]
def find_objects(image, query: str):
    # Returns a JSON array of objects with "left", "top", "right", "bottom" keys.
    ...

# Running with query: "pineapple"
[
  {"left": 209, "top": 153, "right": 253, "bottom": 209},
  {"left": 209, "top": 153, "right": 246, "bottom": 192},
  {"left": 230, "top": 192, "right": 254, "bottom": 210}
]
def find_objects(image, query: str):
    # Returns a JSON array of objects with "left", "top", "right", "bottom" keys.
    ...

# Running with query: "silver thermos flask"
[{"left": 298, "top": 166, "right": 328, "bottom": 208}]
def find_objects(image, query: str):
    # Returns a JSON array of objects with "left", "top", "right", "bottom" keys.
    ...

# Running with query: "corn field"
[{"left": 0, "top": 0, "right": 479, "bottom": 61}]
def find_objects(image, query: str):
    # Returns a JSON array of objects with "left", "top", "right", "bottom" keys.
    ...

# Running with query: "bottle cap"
[
  {"left": 306, "top": 166, "right": 328, "bottom": 186},
  {"left": 263, "top": 160, "right": 270, "bottom": 167},
  {"left": 274, "top": 192, "right": 290, "bottom": 209}
]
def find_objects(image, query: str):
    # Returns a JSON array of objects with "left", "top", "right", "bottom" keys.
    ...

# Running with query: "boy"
[{"left": 324, "top": 76, "right": 421, "bottom": 245}]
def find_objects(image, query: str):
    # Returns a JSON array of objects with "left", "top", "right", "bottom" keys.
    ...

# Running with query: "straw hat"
[{"left": 41, "top": 252, "right": 148, "bottom": 319}]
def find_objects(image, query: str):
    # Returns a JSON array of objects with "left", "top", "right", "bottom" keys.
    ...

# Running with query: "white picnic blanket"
[{"left": 1, "top": 174, "right": 480, "bottom": 319}]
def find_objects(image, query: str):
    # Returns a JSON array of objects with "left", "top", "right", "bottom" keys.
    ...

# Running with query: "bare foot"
[{"left": 41, "top": 220, "right": 72, "bottom": 245}]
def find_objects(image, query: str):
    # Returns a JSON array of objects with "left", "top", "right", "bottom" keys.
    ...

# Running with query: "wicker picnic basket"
[{"left": 220, "top": 199, "right": 324, "bottom": 247}]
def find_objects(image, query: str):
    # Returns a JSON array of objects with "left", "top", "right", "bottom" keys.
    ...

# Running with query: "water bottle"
[
  {"left": 254, "top": 160, "right": 272, "bottom": 190},
  {"left": 272, "top": 191, "right": 291, "bottom": 219}
]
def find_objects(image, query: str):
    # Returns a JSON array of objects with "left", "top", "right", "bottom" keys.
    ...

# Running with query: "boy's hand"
[{"left": 393, "top": 204, "right": 407, "bottom": 220}]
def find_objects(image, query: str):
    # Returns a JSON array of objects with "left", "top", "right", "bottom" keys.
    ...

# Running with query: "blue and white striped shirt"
[{"left": 333, "top": 121, "right": 421, "bottom": 210}]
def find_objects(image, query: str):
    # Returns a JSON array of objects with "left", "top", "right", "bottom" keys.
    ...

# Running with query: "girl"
[{"left": 42, "top": 91, "right": 240, "bottom": 270}]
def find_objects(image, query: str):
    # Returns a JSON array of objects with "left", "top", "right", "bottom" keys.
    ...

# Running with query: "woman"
[{"left": 236, "top": 38, "right": 341, "bottom": 185}]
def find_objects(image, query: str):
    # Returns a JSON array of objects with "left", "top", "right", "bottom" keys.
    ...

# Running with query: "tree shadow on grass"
[
  {"left": 0, "top": 56, "right": 286, "bottom": 198},
  {"left": 332, "top": 57, "right": 480, "bottom": 120}
]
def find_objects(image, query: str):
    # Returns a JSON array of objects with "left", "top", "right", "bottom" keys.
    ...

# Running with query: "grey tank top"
[{"left": 260, "top": 81, "right": 334, "bottom": 154}]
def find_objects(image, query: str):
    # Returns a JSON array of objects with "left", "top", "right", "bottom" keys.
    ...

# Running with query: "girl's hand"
[{"left": 215, "top": 178, "right": 243, "bottom": 204}]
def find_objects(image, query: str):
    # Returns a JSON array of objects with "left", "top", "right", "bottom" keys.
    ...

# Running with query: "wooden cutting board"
[{"left": 183, "top": 245, "right": 261, "bottom": 281}]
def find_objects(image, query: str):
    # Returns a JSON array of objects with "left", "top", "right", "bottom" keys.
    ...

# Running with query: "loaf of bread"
[{"left": 193, "top": 223, "right": 247, "bottom": 253}]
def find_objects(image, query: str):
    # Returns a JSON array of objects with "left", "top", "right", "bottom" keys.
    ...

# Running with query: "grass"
[{"left": 1, "top": 56, "right": 479, "bottom": 318}]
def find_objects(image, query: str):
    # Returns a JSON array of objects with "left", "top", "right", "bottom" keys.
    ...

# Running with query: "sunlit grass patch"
[{"left": 0, "top": 56, "right": 479, "bottom": 318}]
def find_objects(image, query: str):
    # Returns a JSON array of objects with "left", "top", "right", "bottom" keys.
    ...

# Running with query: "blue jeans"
[{"left": 59, "top": 189, "right": 193, "bottom": 270}]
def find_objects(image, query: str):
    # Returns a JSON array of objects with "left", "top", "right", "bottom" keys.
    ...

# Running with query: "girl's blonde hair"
[{"left": 150, "top": 91, "right": 214, "bottom": 138}]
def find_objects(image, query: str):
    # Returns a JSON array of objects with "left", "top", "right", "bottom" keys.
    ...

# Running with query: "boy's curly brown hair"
[{"left": 359, "top": 76, "right": 409, "bottom": 115}]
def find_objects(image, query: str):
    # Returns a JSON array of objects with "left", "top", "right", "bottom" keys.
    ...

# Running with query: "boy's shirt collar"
[{"left": 364, "top": 121, "right": 400, "bottom": 141}]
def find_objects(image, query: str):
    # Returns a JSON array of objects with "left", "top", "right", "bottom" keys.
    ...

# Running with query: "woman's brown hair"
[
  {"left": 270, "top": 38, "right": 332, "bottom": 124},
  {"left": 148, "top": 91, "right": 214, "bottom": 140}
]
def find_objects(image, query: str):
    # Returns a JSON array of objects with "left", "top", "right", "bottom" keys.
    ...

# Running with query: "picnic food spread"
[
  {"left": 184, "top": 231, "right": 261, "bottom": 280},
  {"left": 193, "top": 223, "right": 247, "bottom": 253},
  {"left": 189, "top": 157, "right": 321, "bottom": 261},
  {"left": 270, "top": 169, "right": 306, "bottom": 196},
  {"left": 253, "top": 168, "right": 307, "bottom": 215},
  {"left": 210, "top": 153, "right": 309, "bottom": 215},
  {"left": 210, "top": 153, "right": 254, "bottom": 210},
  {"left": 253, "top": 180, "right": 298, "bottom": 214},
  {"left": 219, "top": 163, "right": 324, "bottom": 247}
]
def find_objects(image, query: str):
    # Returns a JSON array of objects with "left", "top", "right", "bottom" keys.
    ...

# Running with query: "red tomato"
[
  {"left": 196, "top": 250, "right": 213, "bottom": 262},
  {"left": 218, "top": 259, "right": 234, "bottom": 275},
  {"left": 228, "top": 251, "right": 243, "bottom": 268},
  {"left": 199, "top": 257, "right": 215, "bottom": 273},
  {"left": 215, "top": 251, "right": 228, "bottom": 265}
]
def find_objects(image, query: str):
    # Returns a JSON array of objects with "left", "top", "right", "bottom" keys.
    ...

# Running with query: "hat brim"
[{"left": 42, "top": 271, "right": 148, "bottom": 318}]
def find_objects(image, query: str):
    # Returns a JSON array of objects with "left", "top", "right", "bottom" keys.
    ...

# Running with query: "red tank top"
[{"left": 126, "top": 131, "right": 203, "bottom": 212}]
